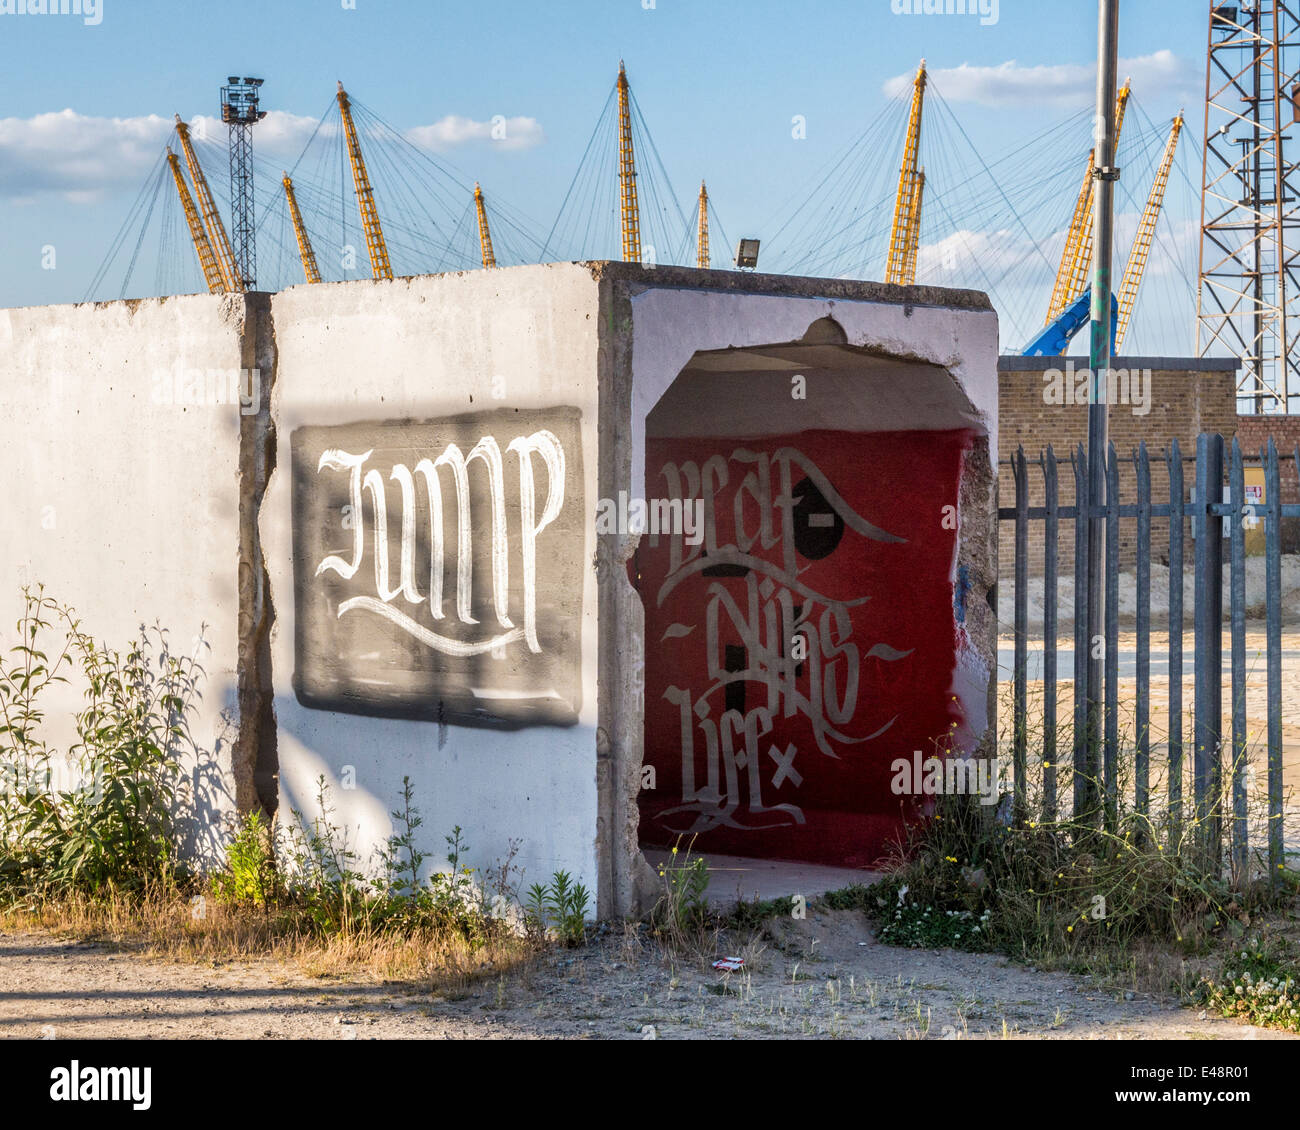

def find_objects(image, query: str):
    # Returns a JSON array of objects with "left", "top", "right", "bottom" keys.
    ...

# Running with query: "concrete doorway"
[{"left": 633, "top": 320, "right": 989, "bottom": 883}]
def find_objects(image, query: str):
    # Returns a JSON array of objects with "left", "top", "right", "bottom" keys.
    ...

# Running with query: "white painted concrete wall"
[
  {"left": 0, "top": 294, "right": 247, "bottom": 862},
  {"left": 265, "top": 264, "right": 602, "bottom": 899}
]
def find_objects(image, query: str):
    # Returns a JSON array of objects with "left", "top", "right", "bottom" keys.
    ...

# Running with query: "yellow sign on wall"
[{"left": 1245, "top": 466, "right": 1266, "bottom": 555}]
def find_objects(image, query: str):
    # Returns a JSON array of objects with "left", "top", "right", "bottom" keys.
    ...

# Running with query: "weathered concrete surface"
[
  {"left": 0, "top": 294, "right": 249, "bottom": 861},
  {"left": 0, "top": 264, "right": 999, "bottom": 919},
  {"left": 264, "top": 266, "right": 603, "bottom": 910}
]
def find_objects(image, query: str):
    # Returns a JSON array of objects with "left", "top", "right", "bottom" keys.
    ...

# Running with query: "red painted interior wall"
[{"left": 636, "top": 428, "right": 972, "bottom": 867}]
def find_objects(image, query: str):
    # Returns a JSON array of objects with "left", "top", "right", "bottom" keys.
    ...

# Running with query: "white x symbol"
[{"left": 769, "top": 743, "right": 801, "bottom": 788}]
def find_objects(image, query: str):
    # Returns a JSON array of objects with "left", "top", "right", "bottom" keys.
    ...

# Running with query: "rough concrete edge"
[
  {"left": 959, "top": 435, "right": 999, "bottom": 760},
  {"left": 233, "top": 293, "right": 279, "bottom": 819},
  {"left": 583, "top": 261, "right": 993, "bottom": 313},
  {"left": 945, "top": 315, "right": 1000, "bottom": 763},
  {"left": 594, "top": 270, "right": 660, "bottom": 920}
]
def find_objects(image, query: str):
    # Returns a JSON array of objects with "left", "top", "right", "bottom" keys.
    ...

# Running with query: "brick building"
[{"left": 997, "top": 355, "right": 1240, "bottom": 573}]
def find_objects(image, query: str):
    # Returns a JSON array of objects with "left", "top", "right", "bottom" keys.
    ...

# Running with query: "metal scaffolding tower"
[
  {"left": 221, "top": 76, "right": 266, "bottom": 291},
  {"left": 1197, "top": 2, "right": 1300, "bottom": 413}
]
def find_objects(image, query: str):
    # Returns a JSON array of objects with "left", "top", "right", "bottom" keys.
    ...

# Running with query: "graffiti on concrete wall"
[
  {"left": 291, "top": 408, "right": 583, "bottom": 726},
  {"left": 638, "top": 428, "right": 970, "bottom": 866}
]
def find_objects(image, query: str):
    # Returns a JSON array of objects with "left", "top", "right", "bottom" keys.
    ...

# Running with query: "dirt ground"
[
  {"left": 1, "top": 910, "right": 1293, "bottom": 1041},
  {"left": 3, "top": 593, "right": 1294, "bottom": 1042}
]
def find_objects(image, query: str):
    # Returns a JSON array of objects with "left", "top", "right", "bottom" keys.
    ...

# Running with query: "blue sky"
[{"left": 0, "top": 0, "right": 1209, "bottom": 351}]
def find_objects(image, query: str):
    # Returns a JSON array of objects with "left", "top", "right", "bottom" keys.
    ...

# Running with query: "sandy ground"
[
  {"left": 996, "top": 557, "right": 1300, "bottom": 631},
  {"left": 996, "top": 624, "right": 1300, "bottom": 857},
  {"left": 1, "top": 911, "right": 1293, "bottom": 1041}
]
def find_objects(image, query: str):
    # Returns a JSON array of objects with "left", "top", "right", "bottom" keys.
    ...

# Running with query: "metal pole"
[{"left": 1085, "top": 0, "right": 1119, "bottom": 823}]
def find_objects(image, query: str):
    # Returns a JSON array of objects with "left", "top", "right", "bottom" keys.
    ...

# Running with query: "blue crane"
[{"left": 1021, "top": 291, "right": 1118, "bottom": 357}]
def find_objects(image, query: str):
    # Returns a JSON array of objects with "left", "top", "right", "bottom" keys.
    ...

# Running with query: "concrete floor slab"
[{"left": 642, "top": 849, "right": 883, "bottom": 909}]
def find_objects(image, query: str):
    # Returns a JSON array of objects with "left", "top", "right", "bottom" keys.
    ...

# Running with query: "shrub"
[
  {"left": 0, "top": 587, "right": 203, "bottom": 894},
  {"left": 524, "top": 870, "right": 590, "bottom": 946},
  {"left": 212, "top": 811, "right": 276, "bottom": 907},
  {"left": 866, "top": 785, "right": 1257, "bottom": 963}
]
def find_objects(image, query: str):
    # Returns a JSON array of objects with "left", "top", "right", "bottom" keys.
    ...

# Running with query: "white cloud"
[
  {"left": 0, "top": 102, "right": 542, "bottom": 201},
  {"left": 189, "top": 109, "right": 327, "bottom": 160},
  {"left": 884, "top": 50, "right": 1198, "bottom": 107},
  {"left": 406, "top": 114, "right": 544, "bottom": 152},
  {"left": 0, "top": 109, "right": 171, "bottom": 200},
  {"left": 0, "top": 107, "right": 329, "bottom": 201},
  {"left": 916, "top": 226, "right": 1040, "bottom": 278}
]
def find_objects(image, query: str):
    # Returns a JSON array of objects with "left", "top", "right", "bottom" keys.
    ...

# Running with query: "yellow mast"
[
  {"left": 617, "top": 61, "right": 642, "bottom": 264},
  {"left": 174, "top": 116, "right": 241, "bottom": 293},
  {"left": 697, "top": 180, "right": 710, "bottom": 269},
  {"left": 1045, "top": 154, "right": 1097, "bottom": 322},
  {"left": 336, "top": 82, "right": 393, "bottom": 280},
  {"left": 1047, "top": 79, "right": 1132, "bottom": 320},
  {"left": 283, "top": 172, "right": 322, "bottom": 284},
  {"left": 474, "top": 183, "right": 497, "bottom": 268},
  {"left": 901, "top": 170, "right": 926, "bottom": 285},
  {"left": 1115, "top": 112, "right": 1184, "bottom": 350},
  {"left": 167, "top": 147, "right": 225, "bottom": 294},
  {"left": 886, "top": 60, "right": 927, "bottom": 286}
]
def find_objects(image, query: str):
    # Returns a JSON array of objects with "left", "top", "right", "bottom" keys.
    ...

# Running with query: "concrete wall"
[
  {"left": 264, "top": 265, "right": 603, "bottom": 909},
  {"left": 0, "top": 265, "right": 1001, "bottom": 917},
  {"left": 0, "top": 294, "right": 253, "bottom": 861},
  {"left": 998, "top": 356, "right": 1240, "bottom": 575}
]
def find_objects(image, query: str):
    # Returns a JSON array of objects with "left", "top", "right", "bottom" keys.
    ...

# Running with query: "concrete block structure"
[{"left": 0, "top": 264, "right": 1000, "bottom": 917}]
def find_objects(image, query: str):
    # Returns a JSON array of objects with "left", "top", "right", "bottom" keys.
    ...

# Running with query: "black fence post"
[
  {"left": 1134, "top": 443, "right": 1151, "bottom": 827},
  {"left": 1043, "top": 447, "right": 1059, "bottom": 822},
  {"left": 1072, "top": 445, "right": 1095, "bottom": 825},
  {"left": 1228, "top": 438, "right": 1248, "bottom": 883},
  {"left": 1013, "top": 446, "right": 1028, "bottom": 819},
  {"left": 1104, "top": 443, "right": 1120, "bottom": 832},
  {"left": 1166, "top": 440, "right": 1184, "bottom": 841},
  {"left": 1193, "top": 433, "right": 1224, "bottom": 876},
  {"left": 1264, "top": 443, "right": 1285, "bottom": 882}
]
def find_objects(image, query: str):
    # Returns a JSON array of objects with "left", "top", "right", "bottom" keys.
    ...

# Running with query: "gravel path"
[{"left": 2, "top": 912, "right": 1292, "bottom": 1040}]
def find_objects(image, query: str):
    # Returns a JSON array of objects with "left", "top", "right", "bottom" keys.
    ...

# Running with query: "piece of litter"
[
  {"left": 712, "top": 956, "right": 745, "bottom": 972},
  {"left": 858, "top": 942, "right": 868, "bottom": 947}
]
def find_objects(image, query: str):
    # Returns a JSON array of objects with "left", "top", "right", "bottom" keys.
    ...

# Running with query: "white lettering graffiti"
[
  {"left": 314, "top": 430, "right": 565, "bottom": 656},
  {"left": 651, "top": 447, "right": 910, "bottom": 833}
]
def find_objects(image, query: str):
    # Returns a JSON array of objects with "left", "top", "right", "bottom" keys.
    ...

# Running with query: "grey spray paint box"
[{"left": 290, "top": 407, "right": 584, "bottom": 727}]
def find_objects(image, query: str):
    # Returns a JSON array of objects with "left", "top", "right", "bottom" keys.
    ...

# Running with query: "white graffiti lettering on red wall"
[
  {"left": 314, "top": 430, "right": 565, "bottom": 657},
  {"left": 650, "top": 446, "right": 911, "bottom": 834}
]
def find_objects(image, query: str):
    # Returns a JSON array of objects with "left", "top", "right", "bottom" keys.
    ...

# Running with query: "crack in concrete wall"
[{"left": 233, "top": 293, "right": 279, "bottom": 819}]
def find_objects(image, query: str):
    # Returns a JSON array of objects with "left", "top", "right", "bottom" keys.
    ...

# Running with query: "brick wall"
[
  {"left": 1234, "top": 414, "right": 1300, "bottom": 551},
  {"left": 998, "top": 356, "right": 1240, "bottom": 574},
  {"left": 1234, "top": 415, "right": 1300, "bottom": 502}
]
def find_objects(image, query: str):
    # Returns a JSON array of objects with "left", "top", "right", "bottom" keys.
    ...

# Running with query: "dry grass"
[{"left": 0, "top": 888, "right": 537, "bottom": 988}]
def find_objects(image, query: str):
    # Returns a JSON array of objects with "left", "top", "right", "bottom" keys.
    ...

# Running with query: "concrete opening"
[{"left": 633, "top": 318, "right": 990, "bottom": 899}]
